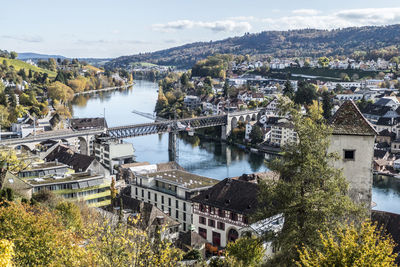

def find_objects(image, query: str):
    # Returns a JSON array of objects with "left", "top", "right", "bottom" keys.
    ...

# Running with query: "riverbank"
[{"left": 73, "top": 82, "right": 135, "bottom": 96}]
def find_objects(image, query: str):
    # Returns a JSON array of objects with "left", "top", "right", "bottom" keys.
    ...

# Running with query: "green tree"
[
  {"left": 296, "top": 221, "right": 396, "bottom": 267},
  {"left": 226, "top": 236, "right": 265, "bottom": 266},
  {"left": 249, "top": 125, "right": 264, "bottom": 144},
  {"left": 255, "top": 99, "right": 364, "bottom": 265},
  {"left": 182, "top": 249, "right": 202, "bottom": 261},
  {"left": 55, "top": 201, "right": 83, "bottom": 231},
  {"left": 9, "top": 51, "right": 18, "bottom": 60},
  {"left": 283, "top": 79, "right": 294, "bottom": 99},
  {"left": 294, "top": 81, "right": 317, "bottom": 106},
  {"left": 180, "top": 73, "right": 189, "bottom": 87}
]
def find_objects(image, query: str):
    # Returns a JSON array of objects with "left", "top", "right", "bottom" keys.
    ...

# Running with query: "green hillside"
[{"left": 0, "top": 57, "right": 57, "bottom": 77}]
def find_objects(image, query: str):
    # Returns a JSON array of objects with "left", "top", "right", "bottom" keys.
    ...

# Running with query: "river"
[{"left": 72, "top": 80, "right": 399, "bottom": 214}]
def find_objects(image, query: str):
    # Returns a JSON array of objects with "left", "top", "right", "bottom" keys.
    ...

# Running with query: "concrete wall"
[{"left": 328, "top": 134, "right": 375, "bottom": 206}]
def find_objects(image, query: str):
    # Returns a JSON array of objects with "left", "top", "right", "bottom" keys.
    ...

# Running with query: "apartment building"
[
  {"left": 269, "top": 119, "right": 297, "bottom": 147},
  {"left": 93, "top": 139, "right": 135, "bottom": 174},
  {"left": 130, "top": 167, "right": 218, "bottom": 232}
]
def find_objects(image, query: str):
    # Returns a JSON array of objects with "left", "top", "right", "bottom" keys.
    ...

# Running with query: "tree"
[
  {"left": 226, "top": 236, "right": 265, "bottom": 266},
  {"left": 294, "top": 81, "right": 317, "bottom": 106},
  {"left": 318, "top": 57, "right": 330, "bottom": 68},
  {"left": 322, "top": 90, "right": 333, "bottom": 120},
  {"left": 249, "top": 125, "right": 264, "bottom": 144},
  {"left": 0, "top": 239, "right": 13, "bottom": 267},
  {"left": 55, "top": 201, "right": 83, "bottom": 231},
  {"left": 9, "top": 51, "right": 17, "bottom": 60},
  {"left": 283, "top": 79, "right": 294, "bottom": 99},
  {"left": 47, "top": 81, "right": 74, "bottom": 103},
  {"left": 180, "top": 73, "right": 189, "bottom": 87},
  {"left": 0, "top": 202, "right": 84, "bottom": 266},
  {"left": 255, "top": 99, "right": 364, "bottom": 265},
  {"left": 182, "top": 249, "right": 202, "bottom": 261},
  {"left": 296, "top": 221, "right": 396, "bottom": 266}
]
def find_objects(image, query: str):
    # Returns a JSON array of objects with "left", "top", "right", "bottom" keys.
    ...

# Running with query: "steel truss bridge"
[{"left": 107, "top": 115, "right": 226, "bottom": 139}]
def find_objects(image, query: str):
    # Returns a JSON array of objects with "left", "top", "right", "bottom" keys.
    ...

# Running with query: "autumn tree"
[
  {"left": 0, "top": 202, "right": 85, "bottom": 266},
  {"left": 47, "top": 81, "right": 74, "bottom": 103},
  {"left": 0, "top": 239, "right": 13, "bottom": 267},
  {"left": 296, "top": 221, "right": 397, "bottom": 266},
  {"left": 255, "top": 98, "right": 364, "bottom": 265}
]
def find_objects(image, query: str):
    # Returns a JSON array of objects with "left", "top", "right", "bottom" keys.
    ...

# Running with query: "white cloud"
[
  {"left": 152, "top": 19, "right": 251, "bottom": 33},
  {"left": 291, "top": 9, "right": 320, "bottom": 16},
  {"left": 262, "top": 7, "right": 400, "bottom": 30},
  {"left": 1, "top": 35, "right": 43, "bottom": 43}
]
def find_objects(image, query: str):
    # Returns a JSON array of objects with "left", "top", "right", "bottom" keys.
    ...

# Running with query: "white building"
[
  {"left": 94, "top": 140, "right": 135, "bottom": 174},
  {"left": 269, "top": 119, "right": 297, "bottom": 147},
  {"left": 130, "top": 167, "right": 218, "bottom": 232}
]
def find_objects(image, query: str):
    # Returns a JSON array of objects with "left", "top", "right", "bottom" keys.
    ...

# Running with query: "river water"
[{"left": 72, "top": 80, "right": 399, "bottom": 214}]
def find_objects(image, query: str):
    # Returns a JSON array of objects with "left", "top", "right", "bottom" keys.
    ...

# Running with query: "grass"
[{"left": 0, "top": 57, "right": 57, "bottom": 78}]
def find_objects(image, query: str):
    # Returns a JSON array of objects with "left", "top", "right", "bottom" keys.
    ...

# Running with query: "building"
[
  {"left": 191, "top": 177, "right": 259, "bottom": 248},
  {"left": 94, "top": 139, "right": 135, "bottom": 174},
  {"left": 70, "top": 117, "right": 107, "bottom": 130},
  {"left": 130, "top": 167, "right": 219, "bottom": 232},
  {"left": 329, "top": 101, "right": 377, "bottom": 206},
  {"left": 25, "top": 171, "right": 111, "bottom": 207},
  {"left": 184, "top": 96, "right": 201, "bottom": 110},
  {"left": 45, "top": 145, "right": 108, "bottom": 176},
  {"left": 18, "top": 161, "right": 70, "bottom": 179},
  {"left": 269, "top": 119, "right": 297, "bottom": 147}
]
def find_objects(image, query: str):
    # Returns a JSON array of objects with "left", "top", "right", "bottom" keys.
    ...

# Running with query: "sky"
[{"left": 1, "top": 0, "right": 400, "bottom": 58}]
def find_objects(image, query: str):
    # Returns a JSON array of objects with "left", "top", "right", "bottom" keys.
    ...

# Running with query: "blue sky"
[{"left": 1, "top": 0, "right": 400, "bottom": 58}]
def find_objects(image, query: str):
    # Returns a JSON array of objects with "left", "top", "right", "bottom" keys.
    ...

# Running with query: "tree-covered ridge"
[{"left": 106, "top": 24, "right": 400, "bottom": 69}]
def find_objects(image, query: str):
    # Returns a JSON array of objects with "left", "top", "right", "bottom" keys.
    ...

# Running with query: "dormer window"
[{"left": 344, "top": 150, "right": 355, "bottom": 161}]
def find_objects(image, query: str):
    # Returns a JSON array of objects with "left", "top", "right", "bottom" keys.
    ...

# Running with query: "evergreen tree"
[
  {"left": 294, "top": 81, "right": 317, "bottom": 106},
  {"left": 249, "top": 125, "right": 264, "bottom": 144},
  {"left": 283, "top": 79, "right": 294, "bottom": 99},
  {"left": 255, "top": 99, "right": 364, "bottom": 265},
  {"left": 322, "top": 90, "right": 333, "bottom": 120}
]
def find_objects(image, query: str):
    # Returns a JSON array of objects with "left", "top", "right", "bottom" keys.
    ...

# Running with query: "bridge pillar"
[
  {"left": 168, "top": 132, "right": 177, "bottom": 162},
  {"left": 221, "top": 116, "right": 232, "bottom": 141}
]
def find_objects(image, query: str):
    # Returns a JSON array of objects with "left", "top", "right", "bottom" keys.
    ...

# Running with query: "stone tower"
[{"left": 328, "top": 101, "right": 377, "bottom": 207}]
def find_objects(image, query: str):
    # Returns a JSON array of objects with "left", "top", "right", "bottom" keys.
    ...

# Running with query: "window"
[
  {"left": 183, "top": 213, "right": 186, "bottom": 221},
  {"left": 218, "top": 209, "right": 225, "bottom": 218},
  {"left": 208, "top": 219, "right": 215, "bottom": 227},
  {"left": 199, "top": 227, "right": 207, "bottom": 239},
  {"left": 154, "top": 193, "right": 157, "bottom": 202},
  {"left": 217, "top": 222, "right": 225, "bottom": 230},
  {"left": 230, "top": 212, "right": 238, "bottom": 221},
  {"left": 183, "top": 202, "right": 186, "bottom": 211},
  {"left": 199, "top": 216, "right": 206, "bottom": 225},
  {"left": 183, "top": 223, "right": 186, "bottom": 232},
  {"left": 168, "top": 198, "right": 171, "bottom": 206},
  {"left": 141, "top": 189, "right": 144, "bottom": 198},
  {"left": 344, "top": 150, "right": 355, "bottom": 160},
  {"left": 135, "top": 187, "right": 138, "bottom": 196},
  {"left": 148, "top": 192, "right": 151, "bottom": 199},
  {"left": 161, "top": 195, "right": 164, "bottom": 204},
  {"left": 212, "top": 231, "right": 221, "bottom": 247},
  {"left": 168, "top": 208, "right": 171, "bottom": 215},
  {"left": 162, "top": 205, "right": 164, "bottom": 211},
  {"left": 176, "top": 200, "right": 179, "bottom": 208},
  {"left": 176, "top": 210, "right": 179, "bottom": 219},
  {"left": 200, "top": 204, "right": 206, "bottom": 212}
]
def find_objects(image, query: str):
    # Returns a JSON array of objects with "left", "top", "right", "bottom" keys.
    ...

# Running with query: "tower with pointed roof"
[{"left": 329, "top": 100, "right": 377, "bottom": 208}]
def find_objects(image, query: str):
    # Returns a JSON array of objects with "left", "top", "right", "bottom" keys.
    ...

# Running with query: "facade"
[
  {"left": 329, "top": 101, "right": 377, "bottom": 206},
  {"left": 184, "top": 95, "right": 201, "bottom": 110},
  {"left": 130, "top": 168, "right": 218, "bottom": 232},
  {"left": 94, "top": 139, "right": 135, "bottom": 174},
  {"left": 191, "top": 178, "right": 259, "bottom": 248},
  {"left": 269, "top": 119, "right": 297, "bottom": 147},
  {"left": 25, "top": 171, "right": 111, "bottom": 207}
]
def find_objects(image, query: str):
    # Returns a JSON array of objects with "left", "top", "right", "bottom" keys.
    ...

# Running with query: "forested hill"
[{"left": 106, "top": 24, "right": 400, "bottom": 69}]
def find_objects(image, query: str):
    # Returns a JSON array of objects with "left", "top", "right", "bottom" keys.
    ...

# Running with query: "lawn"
[{"left": 0, "top": 57, "right": 57, "bottom": 78}]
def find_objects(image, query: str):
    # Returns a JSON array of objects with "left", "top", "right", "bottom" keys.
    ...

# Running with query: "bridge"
[{"left": 1, "top": 109, "right": 265, "bottom": 160}]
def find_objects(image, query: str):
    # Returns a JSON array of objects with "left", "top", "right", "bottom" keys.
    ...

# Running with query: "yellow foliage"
[
  {"left": 47, "top": 81, "right": 74, "bottom": 103},
  {"left": 0, "top": 239, "right": 14, "bottom": 267},
  {"left": 0, "top": 148, "right": 27, "bottom": 173},
  {"left": 296, "top": 221, "right": 397, "bottom": 267}
]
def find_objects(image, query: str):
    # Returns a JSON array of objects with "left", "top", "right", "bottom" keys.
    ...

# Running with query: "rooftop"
[
  {"left": 26, "top": 172, "right": 103, "bottom": 185},
  {"left": 22, "top": 161, "right": 69, "bottom": 171},
  {"left": 145, "top": 170, "right": 218, "bottom": 190},
  {"left": 330, "top": 100, "right": 377, "bottom": 136}
]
